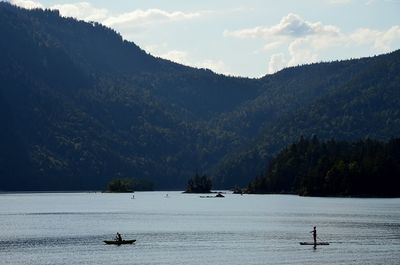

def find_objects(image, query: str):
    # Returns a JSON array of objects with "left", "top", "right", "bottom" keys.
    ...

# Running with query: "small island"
[
  {"left": 184, "top": 173, "right": 212, "bottom": 193},
  {"left": 106, "top": 177, "right": 154, "bottom": 192}
]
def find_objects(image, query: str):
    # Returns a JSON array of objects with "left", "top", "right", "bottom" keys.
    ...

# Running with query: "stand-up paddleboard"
[
  {"left": 303, "top": 226, "right": 329, "bottom": 246},
  {"left": 299, "top": 242, "right": 329, "bottom": 245}
]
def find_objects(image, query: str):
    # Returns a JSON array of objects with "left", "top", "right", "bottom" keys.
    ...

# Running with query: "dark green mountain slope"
[
  {"left": 210, "top": 57, "right": 376, "bottom": 140},
  {"left": 0, "top": 3, "right": 261, "bottom": 190},
  {"left": 214, "top": 51, "right": 400, "bottom": 187}
]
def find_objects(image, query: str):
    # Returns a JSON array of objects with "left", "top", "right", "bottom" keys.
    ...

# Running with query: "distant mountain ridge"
[
  {"left": 213, "top": 52, "right": 400, "bottom": 187},
  {"left": 0, "top": 2, "right": 399, "bottom": 191},
  {"left": 0, "top": 3, "right": 262, "bottom": 190}
]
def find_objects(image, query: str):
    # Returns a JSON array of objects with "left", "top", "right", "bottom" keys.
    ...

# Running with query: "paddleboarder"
[
  {"left": 299, "top": 226, "right": 329, "bottom": 247},
  {"left": 310, "top": 226, "right": 317, "bottom": 247}
]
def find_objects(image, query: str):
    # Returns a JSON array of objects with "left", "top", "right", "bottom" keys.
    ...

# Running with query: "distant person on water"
[
  {"left": 311, "top": 226, "right": 317, "bottom": 246},
  {"left": 116, "top": 232, "right": 122, "bottom": 242}
]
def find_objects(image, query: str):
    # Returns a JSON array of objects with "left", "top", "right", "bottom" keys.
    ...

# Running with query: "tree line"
[{"left": 247, "top": 137, "right": 400, "bottom": 197}]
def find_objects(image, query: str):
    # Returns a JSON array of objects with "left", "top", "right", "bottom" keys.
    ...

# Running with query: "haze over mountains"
[{"left": 1, "top": 2, "right": 399, "bottom": 191}]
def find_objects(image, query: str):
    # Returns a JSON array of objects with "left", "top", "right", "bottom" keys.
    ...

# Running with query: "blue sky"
[{"left": 8, "top": 0, "right": 400, "bottom": 77}]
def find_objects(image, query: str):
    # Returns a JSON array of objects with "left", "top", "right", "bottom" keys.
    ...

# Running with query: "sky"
[{"left": 7, "top": 0, "right": 400, "bottom": 77}]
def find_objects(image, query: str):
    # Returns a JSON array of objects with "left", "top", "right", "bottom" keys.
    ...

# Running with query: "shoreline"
[{"left": 0, "top": 190, "right": 399, "bottom": 198}]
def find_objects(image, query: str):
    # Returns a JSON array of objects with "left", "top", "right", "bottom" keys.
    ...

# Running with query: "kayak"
[
  {"left": 104, "top": 239, "right": 136, "bottom": 245},
  {"left": 299, "top": 242, "right": 329, "bottom": 245}
]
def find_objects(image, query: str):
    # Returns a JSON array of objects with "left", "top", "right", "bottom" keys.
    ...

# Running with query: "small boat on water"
[
  {"left": 104, "top": 239, "right": 136, "bottom": 245},
  {"left": 299, "top": 242, "right": 329, "bottom": 245}
]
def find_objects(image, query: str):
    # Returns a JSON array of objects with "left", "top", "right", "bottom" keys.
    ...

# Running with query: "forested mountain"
[
  {"left": 213, "top": 51, "right": 400, "bottom": 187},
  {"left": 0, "top": 2, "right": 399, "bottom": 191},
  {"left": 0, "top": 3, "right": 261, "bottom": 190},
  {"left": 247, "top": 137, "right": 400, "bottom": 197}
]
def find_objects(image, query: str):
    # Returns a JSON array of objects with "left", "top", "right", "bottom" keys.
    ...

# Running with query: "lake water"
[{"left": 0, "top": 192, "right": 399, "bottom": 265}]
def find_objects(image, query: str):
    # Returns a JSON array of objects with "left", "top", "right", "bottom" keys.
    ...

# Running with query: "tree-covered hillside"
[
  {"left": 0, "top": 3, "right": 262, "bottom": 190},
  {"left": 213, "top": 51, "right": 400, "bottom": 187},
  {"left": 247, "top": 137, "right": 400, "bottom": 197},
  {"left": 0, "top": 2, "right": 399, "bottom": 191}
]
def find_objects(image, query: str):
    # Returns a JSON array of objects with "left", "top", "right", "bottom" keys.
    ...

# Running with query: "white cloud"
[
  {"left": 226, "top": 13, "right": 400, "bottom": 74},
  {"left": 156, "top": 49, "right": 232, "bottom": 75},
  {"left": 197, "top": 59, "right": 232, "bottom": 75},
  {"left": 273, "top": 13, "right": 340, "bottom": 37},
  {"left": 287, "top": 38, "right": 320, "bottom": 67},
  {"left": 283, "top": 25, "right": 400, "bottom": 68},
  {"left": 160, "top": 50, "right": 189, "bottom": 65},
  {"left": 268, "top": 53, "right": 287, "bottom": 74},
  {"left": 10, "top": 0, "right": 43, "bottom": 9},
  {"left": 51, "top": 2, "right": 109, "bottom": 22},
  {"left": 378, "top": 26, "right": 400, "bottom": 51},
  {"left": 350, "top": 26, "right": 400, "bottom": 52},
  {"left": 223, "top": 26, "right": 265, "bottom": 39},
  {"left": 263, "top": 41, "right": 283, "bottom": 51},
  {"left": 12, "top": 1, "right": 201, "bottom": 29},
  {"left": 103, "top": 9, "right": 200, "bottom": 28},
  {"left": 144, "top": 43, "right": 168, "bottom": 54},
  {"left": 51, "top": 2, "right": 109, "bottom": 21},
  {"left": 224, "top": 13, "right": 340, "bottom": 72},
  {"left": 224, "top": 13, "right": 340, "bottom": 39}
]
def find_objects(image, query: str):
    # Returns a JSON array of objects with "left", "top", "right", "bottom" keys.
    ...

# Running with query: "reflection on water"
[{"left": 0, "top": 192, "right": 399, "bottom": 265}]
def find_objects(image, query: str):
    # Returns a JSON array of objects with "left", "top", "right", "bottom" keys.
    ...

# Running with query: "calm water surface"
[{"left": 0, "top": 192, "right": 399, "bottom": 265}]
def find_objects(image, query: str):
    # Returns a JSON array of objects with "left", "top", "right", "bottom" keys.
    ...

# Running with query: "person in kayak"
[{"left": 116, "top": 232, "right": 123, "bottom": 242}]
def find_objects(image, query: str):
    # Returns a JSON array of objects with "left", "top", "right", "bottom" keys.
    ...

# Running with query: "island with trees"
[
  {"left": 184, "top": 174, "right": 212, "bottom": 193},
  {"left": 106, "top": 178, "right": 154, "bottom": 192}
]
